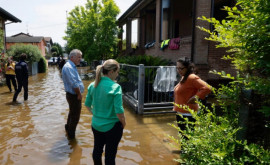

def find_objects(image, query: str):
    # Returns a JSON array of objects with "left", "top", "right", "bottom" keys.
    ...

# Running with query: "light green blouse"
[{"left": 85, "top": 76, "right": 124, "bottom": 132}]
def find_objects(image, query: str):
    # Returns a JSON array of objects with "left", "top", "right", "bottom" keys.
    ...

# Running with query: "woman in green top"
[{"left": 85, "top": 59, "right": 126, "bottom": 165}]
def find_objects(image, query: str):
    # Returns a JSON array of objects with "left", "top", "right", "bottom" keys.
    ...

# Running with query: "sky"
[{"left": 0, "top": 0, "right": 137, "bottom": 47}]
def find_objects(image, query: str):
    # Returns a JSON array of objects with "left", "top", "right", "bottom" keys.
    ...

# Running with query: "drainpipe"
[
  {"left": 191, "top": 0, "right": 196, "bottom": 62},
  {"left": 210, "top": 0, "right": 215, "bottom": 31}
]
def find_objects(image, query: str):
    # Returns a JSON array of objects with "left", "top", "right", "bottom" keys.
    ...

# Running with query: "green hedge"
[
  {"left": 7, "top": 44, "right": 42, "bottom": 63},
  {"left": 38, "top": 56, "right": 47, "bottom": 73}
]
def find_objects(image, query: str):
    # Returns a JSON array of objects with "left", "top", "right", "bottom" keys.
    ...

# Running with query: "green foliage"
[
  {"left": 169, "top": 100, "right": 270, "bottom": 164},
  {"left": 0, "top": 30, "right": 5, "bottom": 73},
  {"left": 117, "top": 55, "right": 171, "bottom": 85},
  {"left": 169, "top": 1, "right": 270, "bottom": 162},
  {"left": 38, "top": 56, "right": 47, "bottom": 73},
  {"left": 0, "top": 53, "right": 8, "bottom": 74},
  {"left": 51, "top": 43, "right": 63, "bottom": 57},
  {"left": 198, "top": 0, "right": 270, "bottom": 121},
  {"left": 116, "top": 55, "right": 171, "bottom": 66},
  {"left": 197, "top": 0, "right": 270, "bottom": 95},
  {"left": 64, "top": 0, "right": 120, "bottom": 62},
  {"left": 117, "top": 55, "right": 171, "bottom": 96},
  {"left": 6, "top": 44, "right": 42, "bottom": 63},
  {"left": 0, "top": 29, "right": 4, "bottom": 52}
]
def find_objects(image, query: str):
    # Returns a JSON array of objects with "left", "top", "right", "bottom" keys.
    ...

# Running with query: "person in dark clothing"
[
  {"left": 59, "top": 58, "right": 66, "bottom": 71},
  {"left": 57, "top": 56, "right": 60, "bottom": 66},
  {"left": 13, "top": 53, "right": 28, "bottom": 102}
]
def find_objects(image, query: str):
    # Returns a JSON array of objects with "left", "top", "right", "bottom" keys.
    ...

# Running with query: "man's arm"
[{"left": 74, "top": 87, "right": 82, "bottom": 100}]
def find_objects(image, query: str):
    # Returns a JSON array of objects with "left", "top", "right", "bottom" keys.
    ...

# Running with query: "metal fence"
[{"left": 118, "top": 64, "right": 179, "bottom": 115}]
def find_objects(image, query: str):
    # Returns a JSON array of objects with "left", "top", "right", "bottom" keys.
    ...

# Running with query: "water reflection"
[{"left": 0, "top": 66, "right": 179, "bottom": 165}]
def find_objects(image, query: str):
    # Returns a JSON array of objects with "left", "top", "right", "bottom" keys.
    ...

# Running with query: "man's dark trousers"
[
  {"left": 13, "top": 80, "right": 28, "bottom": 101},
  {"left": 65, "top": 92, "right": 82, "bottom": 139}
]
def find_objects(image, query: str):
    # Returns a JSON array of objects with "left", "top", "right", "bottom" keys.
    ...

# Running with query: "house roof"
[
  {"left": 6, "top": 32, "right": 44, "bottom": 43},
  {"left": 118, "top": 0, "right": 142, "bottom": 25},
  {"left": 44, "top": 37, "right": 53, "bottom": 45},
  {"left": 0, "top": 7, "right": 21, "bottom": 23},
  {"left": 11, "top": 32, "right": 32, "bottom": 37}
]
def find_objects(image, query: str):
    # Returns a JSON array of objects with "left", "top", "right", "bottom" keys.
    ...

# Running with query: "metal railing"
[{"left": 118, "top": 64, "right": 178, "bottom": 115}]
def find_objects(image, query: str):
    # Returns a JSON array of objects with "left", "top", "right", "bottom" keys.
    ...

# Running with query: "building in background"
[
  {"left": 44, "top": 37, "right": 53, "bottom": 56},
  {"left": 6, "top": 32, "right": 47, "bottom": 57}
]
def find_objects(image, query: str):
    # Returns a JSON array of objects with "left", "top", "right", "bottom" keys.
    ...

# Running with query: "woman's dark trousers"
[
  {"left": 176, "top": 114, "right": 196, "bottom": 135},
  {"left": 6, "top": 74, "right": 17, "bottom": 92},
  {"left": 65, "top": 92, "right": 82, "bottom": 139},
  {"left": 92, "top": 122, "right": 123, "bottom": 165}
]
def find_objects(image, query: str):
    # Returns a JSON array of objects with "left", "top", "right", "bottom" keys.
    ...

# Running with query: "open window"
[{"left": 160, "top": 0, "right": 193, "bottom": 41}]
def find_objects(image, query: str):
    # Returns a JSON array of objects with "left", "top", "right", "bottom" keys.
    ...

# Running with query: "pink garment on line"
[{"left": 169, "top": 37, "right": 180, "bottom": 50}]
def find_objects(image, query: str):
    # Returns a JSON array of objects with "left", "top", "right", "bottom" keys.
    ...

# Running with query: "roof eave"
[
  {"left": 0, "top": 7, "right": 22, "bottom": 23},
  {"left": 117, "top": 0, "right": 143, "bottom": 25}
]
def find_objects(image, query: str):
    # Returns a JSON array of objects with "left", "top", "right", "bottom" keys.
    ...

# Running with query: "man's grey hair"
[{"left": 69, "top": 49, "right": 82, "bottom": 58}]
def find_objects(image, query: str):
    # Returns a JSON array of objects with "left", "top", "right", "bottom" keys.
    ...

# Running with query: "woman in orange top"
[{"left": 174, "top": 58, "right": 211, "bottom": 131}]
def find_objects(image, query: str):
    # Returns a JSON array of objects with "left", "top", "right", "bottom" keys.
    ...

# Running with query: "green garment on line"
[{"left": 161, "top": 39, "right": 170, "bottom": 49}]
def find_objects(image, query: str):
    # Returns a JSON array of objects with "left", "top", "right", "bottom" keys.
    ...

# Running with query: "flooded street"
[{"left": 0, "top": 66, "right": 179, "bottom": 165}]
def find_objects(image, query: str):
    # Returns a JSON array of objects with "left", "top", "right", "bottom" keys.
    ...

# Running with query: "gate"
[{"left": 118, "top": 64, "right": 178, "bottom": 115}]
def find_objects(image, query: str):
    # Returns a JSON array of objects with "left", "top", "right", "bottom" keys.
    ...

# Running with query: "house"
[
  {"left": 44, "top": 37, "right": 53, "bottom": 55},
  {"left": 118, "top": 0, "right": 236, "bottom": 86},
  {"left": 0, "top": 7, "right": 21, "bottom": 83},
  {"left": 0, "top": 7, "right": 21, "bottom": 53},
  {"left": 6, "top": 32, "right": 47, "bottom": 57}
]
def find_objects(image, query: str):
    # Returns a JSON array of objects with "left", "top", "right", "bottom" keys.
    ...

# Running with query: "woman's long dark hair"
[{"left": 177, "top": 58, "right": 197, "bottom": 84}]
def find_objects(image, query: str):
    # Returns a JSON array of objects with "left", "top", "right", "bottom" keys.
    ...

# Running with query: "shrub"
[
  {"left": 7, "top": 44, "right": 42, "bottom": 63},
  {"left": 169, "top": 100, "right": 270, "bottom": 164},
  {"left": 38, "top": 56, "right": 47, "bottom": 73}
]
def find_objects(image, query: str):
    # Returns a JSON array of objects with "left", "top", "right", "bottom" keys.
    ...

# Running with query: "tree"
[
  {"left": 51, "top": 42, "right": 63, "bottom": 57},
  {"left": 51, "top": 46, "right": 59, "bottom": 57},
  {"left": 64, "top": 0, "right": 120, "bottom": 62}
]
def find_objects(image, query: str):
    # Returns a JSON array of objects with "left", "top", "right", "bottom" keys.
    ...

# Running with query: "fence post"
[{"left": 138, "top": 64, "right": 145, "bottom": 114}]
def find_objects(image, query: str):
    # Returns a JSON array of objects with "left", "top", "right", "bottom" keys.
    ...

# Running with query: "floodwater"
[{"left": 0, "top": 66, "right": 179, "bottom": 165}]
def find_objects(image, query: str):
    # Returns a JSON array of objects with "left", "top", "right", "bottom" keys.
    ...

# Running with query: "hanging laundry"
[
  {"left": 169, "top": 37, "right": 181, "bottom": 50},
  {"left": 160, "top": 39, "right": 170, "bottom": 50},
  {"left": 153, "top": 66, "right": 177, "bottom": 92},
  {"left": 145, "top": 41, "right": 155, "bottom": 49}
]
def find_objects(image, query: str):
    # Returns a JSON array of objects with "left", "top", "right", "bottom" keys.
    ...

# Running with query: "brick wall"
[
  {"left": 145, "top": 36, "right": 192, "bottom": 63},
  {"left": 193, "top": 0, "right": 212, "bottom": 64},
  {"left": 208, "top": 41, "right": 237, "bottom": 78}
]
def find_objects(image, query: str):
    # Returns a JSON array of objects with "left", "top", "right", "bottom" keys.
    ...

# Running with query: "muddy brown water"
[{"left": 0, "top": 66, "right": 179, "bottom": 165}]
